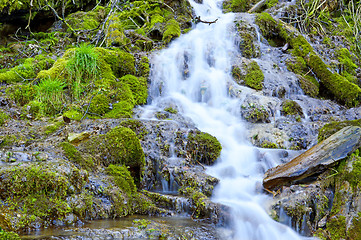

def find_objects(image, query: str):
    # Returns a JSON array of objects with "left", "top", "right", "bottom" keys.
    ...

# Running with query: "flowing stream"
[{"left": 145, "top": 0, "right": 307, "bottom": 239}]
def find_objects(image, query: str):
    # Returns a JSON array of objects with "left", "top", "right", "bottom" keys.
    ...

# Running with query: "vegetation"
[{"left": 186, "top": 130, "right": 222, "bottom": 165}]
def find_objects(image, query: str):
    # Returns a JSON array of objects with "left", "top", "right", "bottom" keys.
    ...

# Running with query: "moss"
[
  {"left": 120, "top": 119, "right": 148, "bottom": 140},
  {"left": 244, "top": 61, "right": 264, "bottom": 90},
  {"left": 336, "top": 48, "right": 357, "bottom": 82},
  {"left": 260, "top": 140, "right": 279, "bottom": 149},
  {"left": 96, "top": 48, "right": 136, "bottom": 78},
  {"left": 0, "top": 164, "right": 72, "bottom": 230},
  {"left": 162, "top": 19, "right": 181, "bottom": 44},
  {"left": 61, "top": 142, "right": 94, "bottom": 170},
  {"left": 318, "top": 119, "right": 361, "bottom": 142},
  {"left": 223, "top": 0, "right": 248, "bottom": 12},
  {"left": 104, "top": 101, "right": 133, "bottom": 118},
  {"left": 239, "top": 31, "right": 259, "bottom": 58},
  {"left": 44, "top": 120, "right": 64, "bottom": 135},
  {"left": 0, "top": 57, "right": 54, "bottom": 84},
  {"left": 0, "top": 229, "right": 20, "bottom": 239},
  {"left": 81, "top": 126, "right": 145, "bottom": 182},
  {"left": 0, "top": 135, "right": 18, "bottom": 148},
  {"left": 242, "top": 105, "right": 270, "bottom": 123},
  {"left": 307, "top": 53, "right": 361, "bottom": 107},
  {"left": 24, "top": 100, "right": 42, "bottom": 119},
  {"left": 0, "top": 110, "right": 8, "bottom": 126},
  {"left": 63, "top": 109, "right": 83, "bottom": 121},
  {"left": 137, "top": 56, "right": 150, "bottom": 78},
  {"left": 179, "top": 187, "right": 208, "bottom": 218},
  {"left": 164, "top": 107, "right": 178, "bottom": 114},
  {"left": 88, "top": 93, "right": 110, "bottom": 116},
  {"left": 106, "top": 14, "right": 127, "bottom": 47},
  {"left": 186, "top": 130, "right": 222, "bottom": 165},
  {"left": 298, "top": 75, "right": 319, "bottom": 97},
  {"left": 348, "top": 212, "right": 361, "bottom": 239},
  {"left": 106, "top": 164, "right": 136, "bottom": 196},
  {"left": 5, "top": 84, "right": 36, "bottom": 106},
  {"left": 266, "top": 0, "right": 278, "bottom": 8},
  {"left": 281, "top": 100, "right": 304, "bottom": 117},
  {"left": 120, "top": 74, "right": 148, "bottom": 105},
  {"left": 326, "top": 216, "right": 347, "bottom": 240}
]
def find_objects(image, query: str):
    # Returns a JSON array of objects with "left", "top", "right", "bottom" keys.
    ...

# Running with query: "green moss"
[
  {"left": 336, "top": 48, "right": 357, "bottom": 82},
  {"left": 266, "top": 0, "right": 278, "bottom": 8},
  {"left": 120, "top": 119, "right": 148, "bottom": 140},
  {"left": 0, "top": 57, "right": 54, "bottom": 84},
  {"left": 162, "top": 19, "right": 181, "bottom": 44},
  {"left": 244, "top": 61, "right": 264, "bottom": 90},
  {"left": 298, "top": 75, "right": 319, "bottom": 97},
  {"left": 106, "top": 164, "right": 136, "bottom": 195},
  {"left": 61, "top": 142, "right": 94, "bottom": 170},
  {"left": 0, "top": 164, "right": 72, "bottom": 230},
  {"left": 281, "top": 100, "right": 304, "bottom": 117},
  {"left": 120, "top": 74, "right": 148, "bottom": 105},
  {"left": 348, "top": 212, "right": 361, "bottom": 239},
  {"left": 0, "top": 135, "right": 17, "bottom": 148},
  {"left": 261, "top": 140, "right": 279, "bottom": 149},
  {"left": 326, "top": 216, "right": 346, "bottom": 240},
  {"left": 239, "top": 32, "right": 259, "bottom": 58},
  {"left": 0, "top": 110, "right": 8, "bottom": 126},
  {"left": 5, "top": 84, "right": 36, "bottom": 106},
  {"left": 186, "top": 131, "right": 222, "bottom": 165},
  {"left": 44, "top": 121, "right": 64, "bottom": 135},
  {"left": 179, "top": 187, "right": 207, "bottom": 218},
  {"left": 242, "top": 104, "right": 270, "bottom": 123},
  {"left": 223, "top": 0, "right": 248, "bottom": 12},
  {"left": 307, "top": 53, "right": 361, "bottom": 107},
  {"left": 81, "top": 126, "right": 145, "bottom": 182},
  {"left": 63, "top": 109, "right": 83, "bottom": 121},
  {"left": 24, "top": 101, "right": 42, "bottom": 118},
  {"left": 0, "top": 229, "right": 20, "bottom": 239},
  {"left": 104, "top": 101, "right": 134, "bottom": 118},
  {"left": 164, "top": 107, "right": 178, "bottom": 114},
  {"left": 318, "top": 119, "right": 361, "bottom": 142},
  {"left": 96, "top": 48, "right": 136, "bottom": 78},
  {"left": 137, "top": 56, "right": 150, "bottom": 78},
  {"left": 88, "top": 93, "right": 110, "bottom": 116}
]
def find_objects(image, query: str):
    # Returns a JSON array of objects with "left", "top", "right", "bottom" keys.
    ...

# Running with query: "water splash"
[{"left": 145, "top": 0, "right": 308, "bottom": 239}]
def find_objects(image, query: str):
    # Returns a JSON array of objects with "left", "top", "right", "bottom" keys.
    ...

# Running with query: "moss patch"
[
  {"left": 318, "top": 119, "right": 361, "bottom": 142},
  {"left": 186, "top": 130, "right": 222, "bottom": 165},
  {"left": 162, "top": 19, "right": 181, "bottom": 44},
  {"left": 61, "top": 142, "right": 94, "bottom": 170}
]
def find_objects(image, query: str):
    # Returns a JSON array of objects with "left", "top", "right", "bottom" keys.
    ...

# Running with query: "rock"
[
  {"left": 263, "top": 126, "right": 361, "bottom": 190},
  {"left": 68, "top": 132, "right": 91, "bottom": 145}
]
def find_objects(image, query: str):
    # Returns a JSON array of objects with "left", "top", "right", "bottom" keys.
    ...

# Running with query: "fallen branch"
[
  {"left": 248, "top": 0, "right": 267, "bottom": 13},
  {"left": 195, "top": 16, "right": 218, "bottom": 25}
]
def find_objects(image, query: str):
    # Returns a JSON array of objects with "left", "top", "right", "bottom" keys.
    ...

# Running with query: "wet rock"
[
  {"left": 263, "top": 126, "right": 361, "bottom": 190},
  {"left": 68, "top": 131, "right": 91, "bottom": 145}
]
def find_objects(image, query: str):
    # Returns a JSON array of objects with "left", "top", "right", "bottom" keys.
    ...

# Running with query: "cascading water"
[{"left": 144, "top": 0, "right": 308, "bottom": 239}]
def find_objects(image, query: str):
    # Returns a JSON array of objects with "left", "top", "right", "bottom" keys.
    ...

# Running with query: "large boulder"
[{"left": 263, "top": 126, "right": 361, "bottom": 190}]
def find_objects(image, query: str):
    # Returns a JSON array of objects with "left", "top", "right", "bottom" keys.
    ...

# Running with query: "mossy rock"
[
  {"left": 120, "top": 74, "right": 148, "bottom": 105},
  {"left": 186, "top": 130, "right": 222, "bottom": 165},
  {"left": 162, "top": 19, "right": 181, "bottom": 44},
  {"left": 255, "top": 13, "right": 361, "bottom": 107},
  {"left": 106, "top": 164, "right": 136, "bottom": 196},
  {"left": 244, "top": 61, "right": 264, "bottom": 90},
  {"left": 120, "top": 119, "right": 148, "bottom": 140},
  {"left": 298, "top": 75, "right": 319, "bottom": 98},
  {"left": 281, "top": 100, "right": 304, "bottom": 117},
  {"left": 318, "top": 119, "right": 361, "bottom": 142},
  {"left": 306, "top": 53, "right": 361, "bottom": 107},
  {"left": 0, "top": 110, "right": 9, "bottom": 126},
  {"left": 81, "top": 126, "right": 145, "bottom": 181},
  {"left": 5, "top": 84, "right": 37, "bottom": 106},
  {"left": 0, "top": 56, "right": 54, "bottom": 84},
  {"left": 61, "top": 142, "right": 94, "bottom": 170},
  {"left": 241, "top": 105, "right": 270, "bottom": 123},
  {"left": 223, "top": 0, "right": 256, "bottom": 13}
]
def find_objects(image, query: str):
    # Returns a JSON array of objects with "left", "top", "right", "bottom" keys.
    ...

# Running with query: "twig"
[
  {"left": 195, "top": 16, "right": 218, "bottom": 25},
  {"left": 45, "top": 0, "right": 77, "bottom": 37}
]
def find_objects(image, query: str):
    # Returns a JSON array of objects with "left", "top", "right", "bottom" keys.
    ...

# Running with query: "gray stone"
[{"left": 263, "top": 126, "right": 361, "bottom": 190}]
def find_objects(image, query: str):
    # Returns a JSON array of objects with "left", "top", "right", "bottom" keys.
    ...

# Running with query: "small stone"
[{"left": 68, "top": 132, "right": 91, "bottom": 145}]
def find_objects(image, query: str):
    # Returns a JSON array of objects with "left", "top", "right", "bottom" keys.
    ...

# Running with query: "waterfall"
[{"left": 144, "top": 0, "right": 309, "bottom": 239}]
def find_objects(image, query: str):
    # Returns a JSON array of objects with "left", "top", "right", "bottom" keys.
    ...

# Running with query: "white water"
[{"left": 144, "top": 0, "right": 307, "bottom": 239}]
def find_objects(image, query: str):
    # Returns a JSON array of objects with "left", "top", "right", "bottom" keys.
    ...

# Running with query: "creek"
[{"left": 143, "top": 0, "right": 306, "bottom": 239}]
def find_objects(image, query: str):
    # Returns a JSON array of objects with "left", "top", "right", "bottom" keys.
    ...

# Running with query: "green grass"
[
  {"left": 66, "top": 43, "right": 99, "bottom": 99},
  {"left": 36, "top": 77, "right": 66, "bottom": 115}
]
